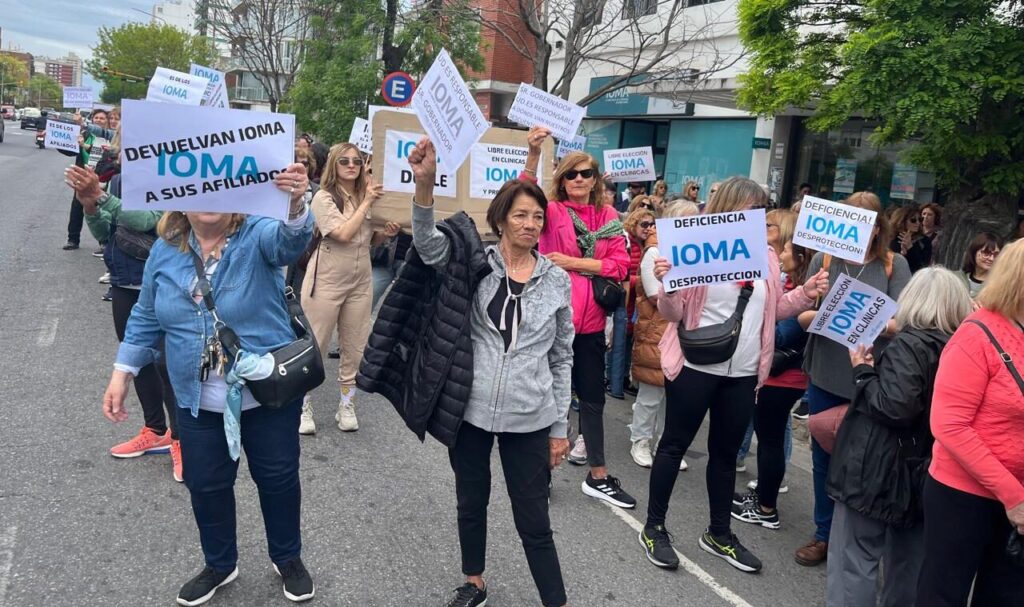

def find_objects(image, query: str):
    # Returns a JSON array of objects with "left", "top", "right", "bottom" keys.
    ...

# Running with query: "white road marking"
[
  {"left": 603, "top": 503, "right": 755, "bottom": 607},
  {"left": 36, "top": 298, "right": 62, "bottom": 347},
  {"left": 0, "top": 525, "right": 17, "bottom": 606}
]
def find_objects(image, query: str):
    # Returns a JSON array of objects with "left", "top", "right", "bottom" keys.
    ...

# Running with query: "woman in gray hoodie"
[{"left": 407, "top": 138, "right": 573, "bottom": 607}]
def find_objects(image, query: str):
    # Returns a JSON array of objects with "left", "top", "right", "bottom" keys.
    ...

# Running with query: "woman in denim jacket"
[{"left": 100, "top": 163, "right": 316, "bottom": 607}]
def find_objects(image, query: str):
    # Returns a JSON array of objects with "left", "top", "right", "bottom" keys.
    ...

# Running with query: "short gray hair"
[
  {"left": 895, "top": 267, "right": 973, "bottom": 335},
  {"left": 664, "top": 200, "right": 699, "bottom": 218}
]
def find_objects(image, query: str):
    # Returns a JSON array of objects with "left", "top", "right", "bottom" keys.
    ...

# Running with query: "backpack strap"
[{"left": 966, "top": 319, "right": 1024, "bottom": 397}]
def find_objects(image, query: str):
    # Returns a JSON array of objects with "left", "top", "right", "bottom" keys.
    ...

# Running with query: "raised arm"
[
  {"left": 257, "top": 163, "right": 315, "bottom": 267},
  {"left": 407, "top": 138, "right": 452, "bottom": 268}
]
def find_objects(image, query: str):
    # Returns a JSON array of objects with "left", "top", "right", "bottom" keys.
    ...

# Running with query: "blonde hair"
[
  {"left": 108, "top": 124, "right": 122, "bottom": 155},
  {"left": 550, "top": 151, "right": 603, "bottom": 206},
  {"left": 627, "top": 194, "right": 653, "bottom": 214},
  {"left": 844, "top": 191, "right": 892, "bottom": 262},
  {"left": 623, "top": 208, "right": 655, "bottom": 236},
  {"left": 157, "top": 212, "right": 245, "bottom": 253},
  {"left": 664, "top": 200, "right": 699, "bottom": 218},
  {"left": 705, "top": 177, "right": 768, "bottom": 214},
  {"left": 895, "top": 267, "right": 973, "bottom": 334},
  {"left": 977, "top": 239, "right": 1024, "bottom": 318},
  {"left": 320, "top": 143, "right": 367, "bottom": 205},
  {"left": 767, "top": 209, "right": 797, "bottom": 253}
]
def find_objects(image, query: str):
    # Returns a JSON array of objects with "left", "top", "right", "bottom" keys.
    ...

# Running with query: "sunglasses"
[
  {"left": 639, "top": 221, "right": 655, "bottom": 229},
  {"left": 564, "top": 168, "right": 595, "bottom": 180},
  {"left": 908, "top": 216, "right": 920, "bottom": 223},
  {"left": 337, "top": 157, "right": 364, "bottom": 167},
  {"left": 691, "top": 186, "right": 700, "bottom": 191}
]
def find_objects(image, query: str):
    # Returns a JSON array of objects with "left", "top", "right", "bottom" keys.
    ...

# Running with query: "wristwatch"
[{"left": 96, "top": 191, "right": 112, "bottom": 206}]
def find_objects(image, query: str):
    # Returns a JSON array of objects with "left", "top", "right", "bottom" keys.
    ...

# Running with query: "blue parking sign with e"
[{"left": 381, "top": 72, "right": 416, "bottom": 107}]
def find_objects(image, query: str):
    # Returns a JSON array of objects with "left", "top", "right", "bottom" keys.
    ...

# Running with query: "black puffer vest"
[{"left": 356, "top": 212, "right": 491, "bottom": 447}]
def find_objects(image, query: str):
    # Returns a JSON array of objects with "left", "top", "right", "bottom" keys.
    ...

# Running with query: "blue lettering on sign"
[
  {"left": 827, "top": 291, "right": 872, "bottom": 335},
  {"left": 157, "top": 152, "right": 260, "bottom": 178},
  {"left": 806, "top": 215, "right": 859, "bottom": 242},
  {"left": 162, "top": 85, "right": 188, "bottom": 99},
  {"left": 487, "top": 167, "right": 519, "bottom": 182},
  {"left": 54, "top": 131, "right": 74, "bottom": 140},
  {"left": 611, "top": 157, "right": 647, "bottom": 171},
  {"left": 671, "top": 240, "right": 751, "bottom": 265}
]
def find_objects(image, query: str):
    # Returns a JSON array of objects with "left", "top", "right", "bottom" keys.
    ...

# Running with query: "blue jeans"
[
  {"left": 604, "top": 305, "right": 628, "bottom": 396},
  {"left": 177, "top": 400, "right": 303, "bottom": 572},
  {"left": 807, "top": 383, "right": 846, "bottom": 542},
  {"left": 736, "top": 416, "right": 793, "bottom": 463}
]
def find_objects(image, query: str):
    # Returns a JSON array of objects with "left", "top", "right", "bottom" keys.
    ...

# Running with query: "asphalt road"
[{"left": 0, "top": 124, "right": 828, "bottom": 607}]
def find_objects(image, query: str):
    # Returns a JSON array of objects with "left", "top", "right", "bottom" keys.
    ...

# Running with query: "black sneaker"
[
  {"left": 792, "top": 399, "right": 809, "bottom": 420},
  {"left": 581, "top": 473, "right": 636, "bottom": 509},
  {"left": 624, "top": 383, "right": 639, "bottom": 397},
  {"left": 101, "top": 288, "right": 113, "bottom": 302},
  {"left": 732, "top": 490, "right": 756, "bottom": 507},
  {"left": 699, "top": 529, "right": 763, "bottom": 573},
  {"left": 176, "top": 566, "right": 238, "bottom": 606},
  {"left": 731, "top": 495, "right": 781, "bottom": 530},
  {"left": 445, "top": 582, "right": 487, "bottom": 607},
  {"left": 328, "top": 347, "right": 340, "bottom": 359},
  {"left": 273, "top": 558, "right": 315, "bottom": 602},
  {"left": 639, "top": 524, "right": 680, "bottom": 569},
  {"left": 62, "top": 240, "right": 79, "bottom": 250}
]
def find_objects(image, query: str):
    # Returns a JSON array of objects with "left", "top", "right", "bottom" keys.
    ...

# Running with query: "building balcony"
[{"left": 230, "top": 85, "right": 270, "bottom": 102}]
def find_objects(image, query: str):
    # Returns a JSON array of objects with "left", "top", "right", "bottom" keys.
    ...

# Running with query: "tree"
[
  {"left": 0, "top": 55, "right": 30, "bottom": 105},
  {"left": 737, "top": 0, "right": 1024, "bottom": 266},
  {"left": 18, "top": 74, "right": 62, "bottom": 108},
  {"left": 86, "top": 22, "right": 215, "bottom": 103}
]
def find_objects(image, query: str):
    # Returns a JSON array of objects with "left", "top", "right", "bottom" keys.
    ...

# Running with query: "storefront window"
[{"left": 663, "top": 118, "right": 756, "bottom": 197}]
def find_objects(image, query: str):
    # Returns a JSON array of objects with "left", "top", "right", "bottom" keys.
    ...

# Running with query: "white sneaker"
[
  {"left": 679, "top": 458, "right": 689, "bottom": 471},
  {"left": 298, "top": 398, "right": 316, "bottom": 435},
  {"left": 567, "top": 434, "right": 587, "bottom": 465},
  {"left": 747, "top": 479, "right": 788, "bottom": 494},
  {"left": 736, "top": 460, "right": 747, "bottom": 473},
  {"left": 98, "top": 272, "right": 111, "bottom": 284},
  {"left": 631, "top": 439, "right": 653, "bottom": 468},
  {"left": 336, "top": 401, "right": 358, "bottom": 432}
]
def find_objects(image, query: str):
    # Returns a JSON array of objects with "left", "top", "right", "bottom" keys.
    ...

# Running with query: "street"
[{"left": 0, "top": 128, "right": 827, "bottom": 607}]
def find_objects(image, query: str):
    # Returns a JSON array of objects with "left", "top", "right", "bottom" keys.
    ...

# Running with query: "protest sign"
[
  {"left": 45, "top": 120, "right": 79, "bottom": 153},
  {"left": 604, "top": 146, "right": 657, "bottom": 183},
  {"left": 470, "top": 143, "right": 540, "bottom": 199},
  {"left": 349, "top": 117, "right": 372, "bottom": 154},
  {"left": 410, "top": 49, "right": 489, "bottom": 173},
  {"left": 793, "top": 195, "right": 878, "bottom": 263},
  {"left": 556, "top": 135, "right": 586, "bottom": 159},
  {"left": 507, "top": 83, "right": 586, "bottom": 142},
  {"left": 93, "top": 103, "right": 115, "bottom": 112},
  {"left": 146, "top": 67, "right": 209, "bottom": 106},
  {"left": 383, "top": 129, "right": 457, "bottom": 198},
  {"left": 63, "top": 87, "right": 93, "bottom": 109},
  {"left": 190, "top": 63, "right": 228, "bottom": 108},
  {"left": 120, "top": 100, "right": 295, "bottom": 220},
  {"left": 369, "top": 104, "right": 416, "bottom": 125},
  {"left": 655, "top": 209, "right": 770, "bottom": 292},
  {"left": 808, "top": 273, "right": 898, "bottom": 349}
]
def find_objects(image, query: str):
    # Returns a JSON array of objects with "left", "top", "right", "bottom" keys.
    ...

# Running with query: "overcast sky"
[{"left": 0, "top": 0, "right": 164, "bottom": 92}]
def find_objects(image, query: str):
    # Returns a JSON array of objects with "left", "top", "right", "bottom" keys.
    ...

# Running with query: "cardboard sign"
[
  {"left": 793, "top": 195, "right": 878, "bottom": 263},
  {"left": 507, "top": 83, "right": 586, "bottom": 141},
  {"left": 120, "top": 100, "right": 295, "bottom": 220},
  {"left": 63, "top": 86, "right": 93, "bottom": 109},
  {"left": 45, "top": 120, "right": 79, "bottom": 153},
  {"left": 146, "top": 67, "right": 209, "bottom": 106},
  {"left": 604, "top": 146, "right": 657, "bottom": 183},
  {"left": 349, "top": 117, "right": 372, "bottom": 154},
  {"left": 369, "top": 104, "right": 416, "bottom": 125},
  {"left": 190, "top": 63, "right": 229, "bottom": 108},
  {"left": 410, "top": 49, "right": 489, "bottom": 172},
  {"left": 655, "top": 209, "right": 771, "bottom": 291},
  {"left": 371, "top": 111, "right": 554, "bottom": 238},
  {"left": 383, "top": 129, "right": 457, "bottom": 198},
  {"left": 470, "top": 143, "right": 540, "bottom": 199},
  {"left": 556, "top": 135, "right": 586, "bottom": 159},
  {"left": 808, "top": 273, "right": 898, "bottom": 349}
]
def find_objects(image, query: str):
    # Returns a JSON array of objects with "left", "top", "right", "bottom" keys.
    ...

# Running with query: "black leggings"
[
  {"left": 111, "top": 286, "right": 178, "bottom": 439},
  {"left": 753, "top": 386, "right": 804, "bottom": 509},
  {"left": 916, "top": 475, "right": 1024, "bottom": 607},
  {"left": 647, "top": 367, "right": 756, "bottom": 537},
  {"left": 572, "top": 332, "right": 607, "bottom": 468}
]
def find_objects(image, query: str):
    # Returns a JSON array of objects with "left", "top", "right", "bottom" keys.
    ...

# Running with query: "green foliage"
[
  {"left": 21, "top": 74, "right": 62, "bottom": 108},
  {"left": 737, "top": 0, "right": 1024, "bottom": 195},
  {"left": 0, "top": 55, "right": 30, "bottom": 103},
  {"left": 85, "top": 22, "right": 215, "bottom": 103}
]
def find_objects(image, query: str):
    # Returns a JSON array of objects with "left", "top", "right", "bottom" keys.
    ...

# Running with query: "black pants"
[
  {"left": 753, "top": 386, "right": 804, "bottom": 509},
  {"left": 916, "top": 475, "right": 1024, "bottom": 607},
  {"left": 647, "top": 367, "right": 757, "bottom": 537},
  {"left": 572, "top": 332, "right": 606, "bottom": 468},
  {"left": 67, "top": 195, "right": 84, "bottom": 245},
  {"left": 449, "top": 422, "right": 567, "bottom": 607},
  {"left": 111, "top": 286, "right": 178, "bottom": 439}
]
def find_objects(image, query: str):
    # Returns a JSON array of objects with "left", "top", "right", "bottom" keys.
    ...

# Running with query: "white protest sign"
[
  {"left": 793, "top": 195, "right": 878, "bottom": 263},
  {"left": 120, "top": 100, "right": 295, "bottom": 220},
  {"left": 349, "top": 117, "right": 372, "bottom": 154},
  {"left": 507, "top": 83, "right": 586, "bottom": 141},
  {"left": 604, "top": 146, "right": 657, "bottom": 183},
  {"left": 190, "top": 63, "right": 228, "bottom": 108},
  {"left": 146, "top": 67, "right": 209, "bottom": 106},
  {"left": 410, "top": 49, "right": 489, "bottom": 173},
  {"left": 63, "top": 86, "right": 93, "bottom": 109},
  {"left": 93, "top": 102, "right": 115, "bottom": 112},
  {"left": 556, "top": 135, "right": 586, "bottom": 159},
  {"left": 808, "top": 273, "right": 898, "bottom": 349},
  {"left": 45, "top": 120, "right": 79, "bottom": 153},
  {"left": 369, "top": 104, "right": 416, "bottom": 125},
  {"left": 655, "top": 209, "right": 771, "bottom": 292},
  {"left": 470, "top": 143, "right": 540, "bottom": 199},
  {"left": 382, "top": 129, "right": 457, "bottom": 198}
]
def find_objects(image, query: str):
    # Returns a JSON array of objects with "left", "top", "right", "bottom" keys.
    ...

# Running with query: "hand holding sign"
[
  {"left": 272, "top": 162, "right": 310, "bottom": 207},
  {"left": 849, "top": 344, "right": 874, "bottom": 367},
  {"left": 366, "top": 176, "right": 384, "bottom": 205},
  {"left": 527, "top": 126, "right": 552, "bottom": 154},
  {"left": 654, "top": 257, "right": 671, "bottom": 282},
  {"left": 802, "top": 269, "right": 831, "bottom": 299}
]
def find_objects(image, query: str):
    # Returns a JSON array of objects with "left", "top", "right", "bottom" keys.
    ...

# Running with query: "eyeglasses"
[
  {"left": 639, "top": 221, "right": 655, "bottom": 229},
  {"left": 337, "top": 157, "right": 364, "bottom": 167},
  {"left": 564, "top": 168, "right": 595, "bottom": 180},
  {"left": 640, "top": 203, "right": 654, "bottom": 211},
  {"left": 978, "top": 249, "right": 1000, "bottom": 259}
]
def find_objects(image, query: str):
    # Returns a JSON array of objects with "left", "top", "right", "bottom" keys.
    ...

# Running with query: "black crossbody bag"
[
  {"left": 677, "top": 282, "right": 754, "bottom": 365},
  {"left": 191, "top": 252, "right": 325, "bottom": 409}
]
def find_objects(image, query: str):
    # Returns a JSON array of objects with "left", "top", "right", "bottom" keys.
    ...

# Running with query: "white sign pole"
[
  {"left": 604, "top": 146, "right": 657, "bottom": 182},
  {"left": 807, "top": 273, "right": 898, "bottom": 349},
  {"left": 506, "top": 83, "right": 586, "bottom": 141},
  {"left": 146, "top": 67, "right": 210, "bottom": 106},
  {"left": 655, "top": 209, "right": 771, "bottom": 291},
  {"left": 792, "top": 195, "right": 878, "bottom": 263}
]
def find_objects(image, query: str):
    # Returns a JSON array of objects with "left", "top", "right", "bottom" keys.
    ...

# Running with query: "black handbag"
[
  {"left": 677, "top": 282, "right": 754, "bottom": 365},
  {"left": 769, "top": 346, "right": 803, "bottom": 376},
  {"left": 113, "top": 226, "right": 157, "bottom": 261},
  {"left": 191, "top": 252, "right": 325, "bottom": 409}
]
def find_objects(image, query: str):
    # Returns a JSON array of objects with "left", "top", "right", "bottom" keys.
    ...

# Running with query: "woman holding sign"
[
  {"left": 641, "top": 178, "right": 829, "bottom": 574},
  {"left": 523, "top": 127, "right": 638, "bottom": 510}
]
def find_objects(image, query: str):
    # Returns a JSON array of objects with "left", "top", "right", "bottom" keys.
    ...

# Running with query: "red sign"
[{"left": 381, "top": 72, "right": 416, "bottom": 107}]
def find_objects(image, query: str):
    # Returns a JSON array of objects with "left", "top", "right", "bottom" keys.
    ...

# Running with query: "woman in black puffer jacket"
[{"left": 824, "top": 267, "right": 972, "bottom": 607}]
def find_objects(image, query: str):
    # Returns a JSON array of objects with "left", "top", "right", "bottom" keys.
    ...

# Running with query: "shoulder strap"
[
  {"left": 966, "top": 319, "right": 1024, "bottom": 397},
  {"left": 733, "top": 281, "right": 755, "bottom": 319}
]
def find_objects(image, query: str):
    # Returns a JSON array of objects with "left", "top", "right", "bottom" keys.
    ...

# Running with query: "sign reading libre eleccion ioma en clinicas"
[{"left": 808, "top": 273, "right": 899, "bottom": 349}]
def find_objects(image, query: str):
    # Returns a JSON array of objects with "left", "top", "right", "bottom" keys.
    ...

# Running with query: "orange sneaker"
[
  {"left": 110, "top": 427, "right": 172, "bottom": 459},
  {"left": 170, "top": 439, "right": 184, "bottom": 483}
]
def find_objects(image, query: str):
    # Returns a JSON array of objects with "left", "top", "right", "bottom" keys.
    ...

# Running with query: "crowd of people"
[{"left": 55, "top": 108, "right": 1024, "bottom": 607}]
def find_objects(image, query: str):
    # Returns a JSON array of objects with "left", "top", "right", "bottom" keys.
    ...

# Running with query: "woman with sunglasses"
[
  {"left": 889, "top": 205, "right": 931, "bottom": 273},
  {"left": 523, "top": 126, "right": 637, "bottom": 509},
  {"left": 299, "top": 143, "right": 399, "bottom": 435},
  {"left": 650, "top": 180, "right": 668, "bottom": 210},
  {"left": 683, "top": 180, "right": 703, "bottom": 206}
]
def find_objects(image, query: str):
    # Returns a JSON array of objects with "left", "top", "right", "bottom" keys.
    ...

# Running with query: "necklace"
[
  {"left": 840, "top": 259, "right": 870, "bottom": 281},
  {"left": 501, "top": 244, "right": 532, "bottom": 276}
]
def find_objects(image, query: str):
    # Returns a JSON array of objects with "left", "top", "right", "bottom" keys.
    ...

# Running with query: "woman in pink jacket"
[
  {"left": 639, "top": 177, "right": 828, "bottom": 574},
  {"left": 523, "top": 127, "right": 636, "bottom": 510}
]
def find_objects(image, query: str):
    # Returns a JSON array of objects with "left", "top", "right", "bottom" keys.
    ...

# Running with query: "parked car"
[
  {"left": 20, "top": 107, "right": 42, "bottom": 130},
  {"left": 0, "top": 116, "right": 5, "bottom": 143},
  {"left": 1, "top": 105, "right": 14, "bottom": 120}
]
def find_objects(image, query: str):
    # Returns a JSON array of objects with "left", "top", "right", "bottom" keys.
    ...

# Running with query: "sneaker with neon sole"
[
  {"left": 110, "top": 427, "right": 172, "bottom": 458},
  {"left": 170, "top": 439, "right": 183, "bottom": 483}
]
